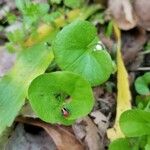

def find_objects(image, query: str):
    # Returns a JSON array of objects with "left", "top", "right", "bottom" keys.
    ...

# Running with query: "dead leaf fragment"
[
  {"left": 16, "top": 117, "right": 84, "bottom": 150},
  {"left": 73, "top": 117, "right": 104, "bottom": 150},
  {"left": 133, "top": 0, "right": 150, "bottom": 31},
  {"left": 108, "top": 0, "right": 138, "bottom": 30},
  {"left": 91, "top": 111, "right": 110, "bottom": 137}
]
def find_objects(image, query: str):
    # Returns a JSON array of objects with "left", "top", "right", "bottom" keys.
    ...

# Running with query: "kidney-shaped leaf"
[
  {"left": 52, "top": 20, "right": 113, "bottom": 86},
  {"left": 135, "top": 72, "right": 150, "bottom": 95},
  {"left": 120, "top": 109, "right": 150, "bottom": 137},
  {"left": 28, "top": 71, "right": 94, "bottom": 125}
]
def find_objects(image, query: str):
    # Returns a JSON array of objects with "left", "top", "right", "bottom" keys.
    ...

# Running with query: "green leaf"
[
  {"left": 64, "top": 0, "right": 84, "bottom": 8},
  {"left": 109, "top": 138, "right": 131, "bottom": 150},
  {"left": 135, "top": 72, "right": 150, "bottom": 95},
  {"left": 28, "top": 71, "right": 94, "bottom": 125},
  {"left": 120, "top": 109, "right": 150, "bottom": 137},
  {"left": 0, "top": 43, "right": 54, "bottom": 135},
  {"left": 53, "top": 20, "right": 113, "bottom": 86}
]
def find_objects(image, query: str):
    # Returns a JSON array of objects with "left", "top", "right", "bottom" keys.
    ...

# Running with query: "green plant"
[
  {"left": 135, "top": 72, "right": 150, "bottom": 95},
  {"left": 28, "top": 20, "right": 113, "bottom": 124},
  {"left": 0, "top": 0, "right": 113, "bottom": 135},
  {"left": 109, "top": 72, "right": 150, "bottom": 150}
]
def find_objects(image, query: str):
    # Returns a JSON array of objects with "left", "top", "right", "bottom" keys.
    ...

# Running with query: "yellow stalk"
[{"left": 107, "top": 21, "right": 131, "bottom": 141}]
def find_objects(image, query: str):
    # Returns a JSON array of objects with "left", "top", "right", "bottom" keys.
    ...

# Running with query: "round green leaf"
[
  {"left": 28, "top": 71, "right": 94, "bottom": 125},
  {"left": 52, "top": 20, "right": 113, "bottom": 86},
  {"left": 135, "top": 72, "right": 150, "bottom": 95},
  {"left": 120, "top": 109, "right": 150, "bottom": 137}
]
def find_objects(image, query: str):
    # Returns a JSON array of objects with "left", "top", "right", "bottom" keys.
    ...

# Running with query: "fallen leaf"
[
  {"left": 108, "top": 0, "right": 138, "bottom": 30},
  {"left": 73, "top": 117, "right": 104, "bottom": 150},
  {"left": 90, "top": 111, "right": 110, "bottom": 148},
  {"left": 107, "top": 21, "right": 131, "bottom": 141},
  {"left": 16, "top": 117, "right": 84, "bottom": 150},
  {"left": 133, "top": 0, "right": 150, "bottom": 31},
  {"left": 84, "top": 117, "right": 104, "bottom": 150},
  {"left": 91, "top": 111, "right": 110, "bottom": 137}
]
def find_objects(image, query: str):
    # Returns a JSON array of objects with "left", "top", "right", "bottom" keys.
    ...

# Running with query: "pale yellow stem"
[{"left": 107, "top": 21, "right": 131, "bottom": 141}]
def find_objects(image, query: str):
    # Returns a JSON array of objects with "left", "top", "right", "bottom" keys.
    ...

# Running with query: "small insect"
[{"left": 61, "top": 107, "right": 69, "bottom": 117}]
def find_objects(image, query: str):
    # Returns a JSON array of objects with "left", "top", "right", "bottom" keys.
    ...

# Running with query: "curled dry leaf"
[
  {"left": 73, "top": 117, "right": 104, "bottom": 150},
  {"left": 16, "top": 117, "right": 84, "bottom": 150},
  {"left": 108, "top": 0, "right": 138, "bottom": 30},
  {"left": 133, "top": 0, "right": 150, "bottom": 31}
]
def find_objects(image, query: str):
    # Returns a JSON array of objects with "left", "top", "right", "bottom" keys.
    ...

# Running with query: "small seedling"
[
  {"left": 28, "top": 71, "right": 94, "bottom": 125},
  {"left": 0, "top": 0, "right": 102, "bottom": 135}
]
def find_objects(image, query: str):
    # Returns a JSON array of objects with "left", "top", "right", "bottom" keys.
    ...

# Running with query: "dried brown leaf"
[
  {"left": 16, "top": 117, "right": 84, "bottom": 150},
  {"left": 90, "top": 111, "right": 110, "bottom": 137},
  {"left": 73, "top": 117, "right": 104, "bottom": 150},
  {"left": 133, "top": 0, "right": 150, "bottom": 31},
  {"left": 108, "top": 0, "right": 138, "bottom": 30}
]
